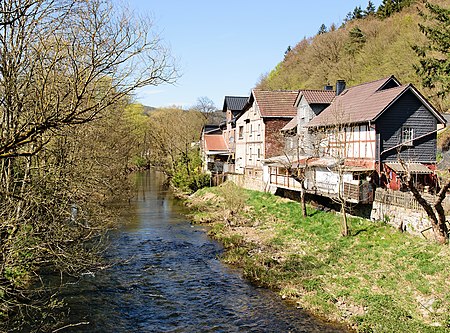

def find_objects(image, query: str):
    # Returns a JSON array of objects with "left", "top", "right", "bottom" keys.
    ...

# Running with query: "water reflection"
[{"left": 62, "top": 170, "right": 349, "bottom": 333}]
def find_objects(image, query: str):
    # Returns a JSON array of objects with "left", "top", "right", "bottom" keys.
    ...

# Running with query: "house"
[
  {"left": 282, "top": 87, "right": 336, "bottom": 156},
  {"left": 221, "top": 96, "right": 249, "bottom": 169},
  {"left": 234, "top": 89, "right": 299, "bottom": 178},
  {"left": 266, "top": 76, "right": 446, "bottom": 203},
  {"left": 200, "top": 125, "right": 229, "bottom": 173}
]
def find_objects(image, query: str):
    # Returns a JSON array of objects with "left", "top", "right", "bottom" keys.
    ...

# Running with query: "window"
[
  {"left": 249, "top": 124, "right": 253, "bottom": 136},
  {"left": 257, "top": 148, "right": 261, "bottom": 159},
  {"left": 249, "top": 147, "right": 252, "bottom": 160},
  {"left": 401, "top": 126, "right": 414, "bottom": 146},
  {"left": 238, "top": 126, "right": 244, "bottom": 139},
  {"left": 257, "top": 123, "right": 261, "bottom": 136}
]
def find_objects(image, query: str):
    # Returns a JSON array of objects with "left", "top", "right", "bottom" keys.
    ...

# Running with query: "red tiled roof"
[
  {"left": 307, "top": 77, "right": 408, "bottom": 127},
  {"left": 252, "top": 89, "right": 299, "bottom": 117},
  {"left": 300, "top": 90, "right": 335, "bottom": 105},
  {"left": 204, "top": 134, "right": 228, "bottom": 152}
]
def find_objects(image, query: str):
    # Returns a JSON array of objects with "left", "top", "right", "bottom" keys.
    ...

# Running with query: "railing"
[
  {"left": 269, "top": 173, "right": 302, "bottom": 190},
  {"left": 374, "top": 188, "right": 427, "bottom": 211}
]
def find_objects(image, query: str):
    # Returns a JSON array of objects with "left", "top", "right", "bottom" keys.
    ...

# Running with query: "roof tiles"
[
  {"left": 307, "top": 77, "right": 409, "bottom": 127},
  {"left": 223, "top": 96, "right": 248, "bottom": 112},
  {"left": 300, "top": 90, "right": 336, "bottom": 105},
  {"left": 252, "top": 89, "right": 299, "bottom": 117},
  {"left": 204, "top": 134, "right": 228, "bottom": 152}
]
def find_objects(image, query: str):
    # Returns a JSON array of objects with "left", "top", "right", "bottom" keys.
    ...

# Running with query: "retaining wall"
[{"left": 370, "top": 200, "right": 434, "bottom": 238}]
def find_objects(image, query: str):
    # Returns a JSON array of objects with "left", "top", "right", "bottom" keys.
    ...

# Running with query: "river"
[{"left": 61, "top": 171, "right": 348, "bottom": 333}]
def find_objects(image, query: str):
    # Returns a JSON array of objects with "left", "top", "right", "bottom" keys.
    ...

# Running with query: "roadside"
[{"left": 185, "top": 182, "right": 450, "bottom": 333}]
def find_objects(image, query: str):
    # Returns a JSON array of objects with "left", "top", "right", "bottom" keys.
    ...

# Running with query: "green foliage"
[
  {"left": 187, "top": 186, "right": 450, "bottom": 332},
  {"left": 414, "top": 2, "right": 450, "bottom": 103},
  {"left": 318, "top": 24, "right": 327, "bottom": 35},
  {"left": 346, "top": 26, "right": 367, "bottom": 55},
  {"left": 217, "top": 181, "right": 248, "bottom": 215},
  {"left": 257, "top": 0, "right": 448, "bottom": 112},
  {"left": 378, "top": 0, "right": 414, "bottom": 19},
  {"left": 171, "top": 149, "right": 210, "bottom": 193},
  {"left": 365, "top": 1, "right": 377, "bottom": 16}
]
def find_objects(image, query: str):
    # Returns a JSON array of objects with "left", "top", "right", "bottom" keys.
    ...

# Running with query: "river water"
[{"left": 62, "top": 171, "right": 348, "bottom": 333}]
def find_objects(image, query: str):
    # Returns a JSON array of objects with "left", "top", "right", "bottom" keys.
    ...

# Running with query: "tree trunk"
[
  {"left": 300, "top": 187, "right": 307, "bottom": 217},
  {"left": 408, "top": 176, "right": 449, "bottom": 244},
  {"left": 341, "top": 202, "right": 349, "bottom": 237}
]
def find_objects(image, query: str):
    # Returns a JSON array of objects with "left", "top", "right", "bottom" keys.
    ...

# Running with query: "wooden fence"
[
  {"left": 374, "top": 188, "right": 450, "bottom": 212},
  {"left": 210, "top": 173, "right": 226, "bottom": 187}
]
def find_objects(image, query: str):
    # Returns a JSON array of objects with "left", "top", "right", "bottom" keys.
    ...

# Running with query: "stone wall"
[
  {"left": 370, "top": 200, "right": 434, "bottom": 238},
  {"left": 227, "top": 173, "right": 270, "bottom": 192}
]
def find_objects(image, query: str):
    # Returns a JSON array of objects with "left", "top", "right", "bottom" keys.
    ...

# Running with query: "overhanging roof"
[{"left": 385, "top": 162, "right": 433, "bottom": 174}]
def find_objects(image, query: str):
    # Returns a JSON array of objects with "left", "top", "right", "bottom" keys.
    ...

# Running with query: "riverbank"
[{"left": 185, "top": 182, "right": 450, "bottom": 333}]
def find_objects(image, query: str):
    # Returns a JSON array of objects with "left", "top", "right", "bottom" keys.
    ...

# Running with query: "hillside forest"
[{"left": 257, "top": 0, "right": 450, "bottom": 113}]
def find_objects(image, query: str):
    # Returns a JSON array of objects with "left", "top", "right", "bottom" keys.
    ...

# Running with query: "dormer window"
[{"left": 401, "top": 126, "right": 414, "bottom": 146}]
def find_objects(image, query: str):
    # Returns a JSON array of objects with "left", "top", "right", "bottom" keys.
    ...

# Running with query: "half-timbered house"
[{"left": 266, "top": 76, "right": 446, "bottom": 203}]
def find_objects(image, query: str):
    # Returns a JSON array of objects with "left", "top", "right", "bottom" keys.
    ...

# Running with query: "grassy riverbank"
[{"left": 185, "top": 182, "right": 450, "bottom": 333}]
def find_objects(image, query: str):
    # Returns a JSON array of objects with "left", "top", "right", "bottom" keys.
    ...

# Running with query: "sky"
[{"left": 124, "top": 0, "right": 382, "bottom": 110}]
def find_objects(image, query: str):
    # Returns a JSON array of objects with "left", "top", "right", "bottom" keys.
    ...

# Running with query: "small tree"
[
  {"left": 365, "top": 1, "right": 376, "bottom": 16},
  {"left": 318, "top": 24, "right": 328, "bottom": 35}
]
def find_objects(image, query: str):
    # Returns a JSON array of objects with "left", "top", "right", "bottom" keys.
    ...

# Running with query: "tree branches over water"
[{"left": 0, "top": 0, "right": 177, "bottom": 330}]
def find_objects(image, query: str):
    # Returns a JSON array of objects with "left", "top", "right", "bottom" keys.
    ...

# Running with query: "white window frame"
[{"left": 401, "top": 126, "right": 414, "bottom": 146}]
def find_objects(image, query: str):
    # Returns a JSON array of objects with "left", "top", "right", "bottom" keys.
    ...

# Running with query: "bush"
[{"left": 171, "top": 149, "right": 210, "bottom": 193}]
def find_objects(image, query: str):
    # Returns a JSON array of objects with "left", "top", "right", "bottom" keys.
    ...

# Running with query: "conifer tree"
[
  {"left": 414, "top": 2, "right": 450, "bottom": 99},
  {"left": 353, "top": 6, "right": 364, "bottom": 19},
  {"left": 318, "top": 24, "right": 327, "bottom": 35},
  {"left": 365, "top": 1, "right": 376, "bottom": 16}
]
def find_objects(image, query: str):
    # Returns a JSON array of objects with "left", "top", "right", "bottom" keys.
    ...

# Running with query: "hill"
[{"left": 256, "top": 0, "right": 449, "bottom": 113}]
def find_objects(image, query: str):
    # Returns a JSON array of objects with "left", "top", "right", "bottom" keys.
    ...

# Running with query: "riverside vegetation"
[{"left": 185, "top": 182, "right": 450, "bottom": 333}]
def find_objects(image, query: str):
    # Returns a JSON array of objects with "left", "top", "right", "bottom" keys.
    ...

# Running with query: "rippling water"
[{"left": 62, "top": 171, "right": 349, "bottom": 333}]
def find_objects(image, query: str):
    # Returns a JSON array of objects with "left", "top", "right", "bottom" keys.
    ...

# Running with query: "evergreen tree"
[
  {"left": 378, "top": 0, "right": 414, "bottom": 18},
  {"left": 365, "top": 1, "right": 376, "bottom": 16},
  {"left": 413, "top": 2, "right": 450, "bottom": 99},
  {"left": 346, "top": 27, "right": 367, "bottom": 55},
  {"left": 353, "top": 6, "right": 364, "bottom": 19},
  {"left": 343, "top": 11, "right": 354, "bottom": 23},
  {"left": 318, "top": 24, "right": 327, "bottom": 35}
]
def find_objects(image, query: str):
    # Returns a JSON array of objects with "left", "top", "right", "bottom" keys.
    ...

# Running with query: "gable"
[{"left": 377, "top": 90, "right": 438, "bottom": 163}]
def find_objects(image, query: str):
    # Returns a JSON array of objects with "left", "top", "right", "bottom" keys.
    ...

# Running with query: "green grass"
[{"left": 186, "top": 183, "right": 450, "bottom": 332}]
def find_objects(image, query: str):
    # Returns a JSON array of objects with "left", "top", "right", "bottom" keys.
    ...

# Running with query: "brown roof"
[
  {"left": 281, "top": 116, "right": 298, "bottom": 131},
  {"left": 251, "top": 89, "right": 299, "bottom": 118},
  {"left": 204, "top": 134, "right": 228, "bottom": 152},
  {"left": 300, "top": 90, "right": 336, "bottom": 105},
  {"left": 307, "top": 76, "right": 405, "bottom": 127}
]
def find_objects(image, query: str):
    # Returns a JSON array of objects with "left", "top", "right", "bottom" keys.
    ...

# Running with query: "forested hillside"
[{"left": 257, "top": 0, "right": 449, "bottom": 112}]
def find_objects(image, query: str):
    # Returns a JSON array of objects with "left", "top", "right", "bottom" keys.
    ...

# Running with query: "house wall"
[
  {"left": 223, "top": 109, "right": 237, "bottom": 155},
  {"left": 325, "top": 124, "right": 376, "bottom": 162},
  {"left": 376, "top": 90, "right": 438, "bottom": 163},
  {"left": 265, "top": 118, "right": 291, "bottom": 158},
  {"left": 297, "top": 97, "right": 330, "bottom": 156},
  {"left": 235, "top": 102, "right": 265, "bottom": 174}
]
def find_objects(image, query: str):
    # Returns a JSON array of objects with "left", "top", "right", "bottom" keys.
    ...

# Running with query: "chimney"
[
  {"left": 324, "top": 84, "right": 333, "bottom": 91},
  {"left": 336, "top": 80, "right": 346, "bottom": 95}
]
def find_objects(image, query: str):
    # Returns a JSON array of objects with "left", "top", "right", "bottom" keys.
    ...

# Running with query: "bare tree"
[
  {"left": 0, "top": 0, "right": 178, "bottom": 159},
  {"left": 0, "top": 0, "right": 178, "bottom": 330},
  {"left": 397, "top": 159, "right": 449, "bottom": 244}
]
